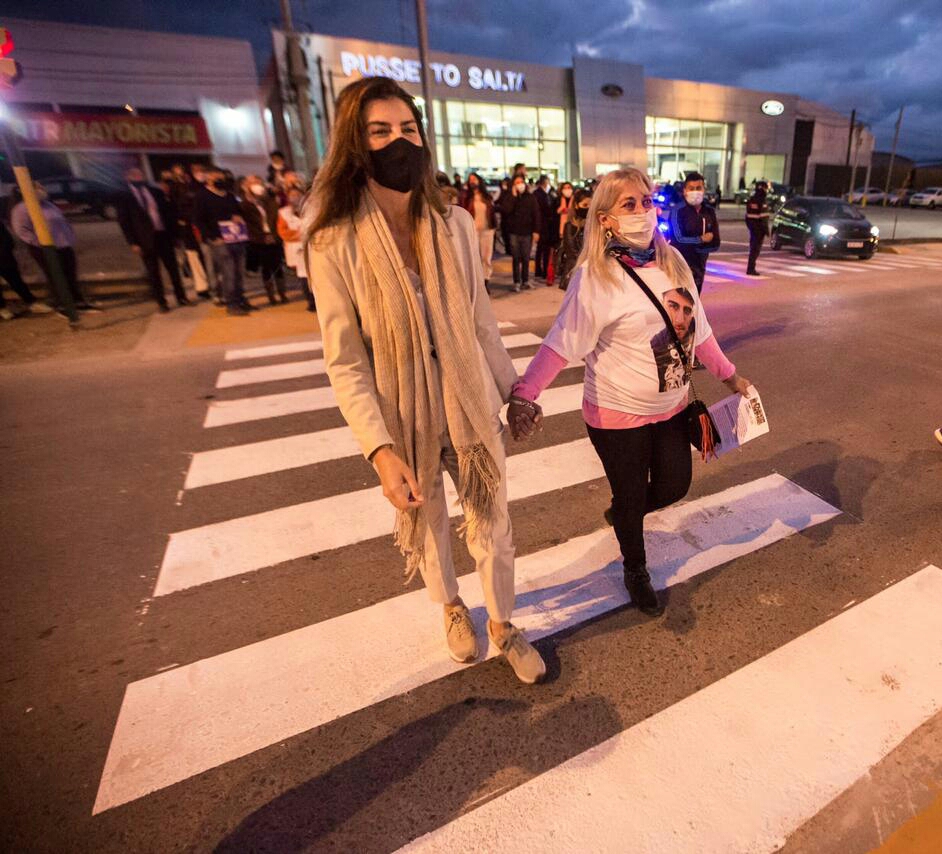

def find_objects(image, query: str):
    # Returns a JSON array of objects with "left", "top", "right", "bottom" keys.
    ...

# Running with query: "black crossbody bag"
[{"left": 613, "top": 257, "right": 721, "bottom": 460}]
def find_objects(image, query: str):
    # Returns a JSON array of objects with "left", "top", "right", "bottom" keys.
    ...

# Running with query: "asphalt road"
[{"left": 2, "top": 243, "right": 941, "bottom": 853}]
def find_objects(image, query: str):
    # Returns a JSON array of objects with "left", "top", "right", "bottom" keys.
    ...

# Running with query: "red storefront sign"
[{"left": 10, "top": 111, "right": 212, "bottom": 151}]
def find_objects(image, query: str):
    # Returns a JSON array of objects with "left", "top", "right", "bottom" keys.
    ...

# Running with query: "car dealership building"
[{"left": 270, "top": 31, "right": 873, "bottom": 196}]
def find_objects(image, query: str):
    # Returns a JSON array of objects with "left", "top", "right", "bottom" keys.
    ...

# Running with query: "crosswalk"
[
  {"left": 93, "top": 321, "right": 941, "bottom": 850},
  {"left": 705, "top": 250, "right": 942, "bottom": 284}
]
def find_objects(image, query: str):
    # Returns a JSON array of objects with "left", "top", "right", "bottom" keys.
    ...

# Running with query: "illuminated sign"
[
  {"left": 761, "top": 99, "right": 785, "bottom": 116},
  {"left": 8, "top": 112, "right": 212, "bottom": 150},
  {"left": 339, "top": 51, "right": 526, "bottom": 92}
]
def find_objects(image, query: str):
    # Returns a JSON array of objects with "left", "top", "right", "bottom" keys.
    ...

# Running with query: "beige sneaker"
[
  {"left": 488, "top": 622, "right": 546, "bottom": 684},
  {"left": 444, "top": 602, "right": 478, "bottom": 663}
]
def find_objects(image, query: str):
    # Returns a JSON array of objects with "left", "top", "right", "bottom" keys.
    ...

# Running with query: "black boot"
[{"left": 624, "top": 564, "right": 664, "bottom": 616}]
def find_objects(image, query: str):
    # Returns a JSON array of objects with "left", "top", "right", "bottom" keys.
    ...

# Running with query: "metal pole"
[
  {"left": 882, "top": 106, "right": 904, "bottom": 206},
  {"left": 847, "top": 123, "right": 862, "bottom": 201},
  {"left": 279, "top": 0, "right": 319, "bottom": 177},
  {"left": 315, "top": 54, "right": 331, "bottom": 133},
  {"left": 0, "top": 124, "right": 78, "bottom": 324},
  {"left": 861, "top": 150, "right": 873, "bottom": 207},
  {"left": 414, "top": 0, "right": 437, "bottom": 171},
  {"left": 845, "top": 108, "right": 856, "bottom": 166}
]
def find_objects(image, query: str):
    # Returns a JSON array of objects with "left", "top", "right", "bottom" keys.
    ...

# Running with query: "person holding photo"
[
  {"left": 305, "top": 77, "right": 546, "bottom": 684},
  {"left": 508, "top": 169, "right": 751, "bottom": 617}
]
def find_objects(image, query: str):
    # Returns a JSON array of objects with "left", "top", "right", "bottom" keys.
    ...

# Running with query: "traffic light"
[{"left": 0, "top": 27, "right": 23, "bottom": 89}]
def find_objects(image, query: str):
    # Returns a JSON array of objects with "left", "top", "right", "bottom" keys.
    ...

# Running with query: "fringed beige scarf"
[{"left": 354, "top": 193, "right": 502, "bottom": 581}]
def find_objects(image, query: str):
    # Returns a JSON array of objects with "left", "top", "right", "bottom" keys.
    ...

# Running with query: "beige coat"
[{"left": 307, "top": 204, "right": 517, "bottom": 461}]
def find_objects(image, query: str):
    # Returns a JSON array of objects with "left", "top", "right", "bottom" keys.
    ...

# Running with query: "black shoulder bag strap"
[{"left": 610, "top": 254, "right": 721, "bottom": 459}]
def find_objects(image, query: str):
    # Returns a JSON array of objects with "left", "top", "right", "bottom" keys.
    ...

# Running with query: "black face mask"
[{"left": 368, "top": 137, "right": 426, "bottom": 193}]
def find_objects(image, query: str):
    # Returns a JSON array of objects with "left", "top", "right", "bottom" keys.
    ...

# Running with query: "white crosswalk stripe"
[
  {"left": 93, "top": 313, "right": 936, "bottom": 845},
  {"left": 708, "top": 252, "right": 942, "bottom": 281},
  {"left": 95, "top": 473, "right": 841, "bottom": 813},
  {"left": 401, "top": 565, "right": 942, "bottom": 853}
]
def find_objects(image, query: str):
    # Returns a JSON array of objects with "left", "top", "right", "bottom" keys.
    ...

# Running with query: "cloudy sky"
[{"left": 12, "top": 0, "right": 942, "bottom": 161}]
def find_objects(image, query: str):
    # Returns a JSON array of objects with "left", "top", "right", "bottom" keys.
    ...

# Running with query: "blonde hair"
[{"left": 575, "top": 168, "right": 694, "bottom": 291}]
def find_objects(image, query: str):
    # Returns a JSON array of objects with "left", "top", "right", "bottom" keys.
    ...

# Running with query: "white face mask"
[
  {"left": 514, "top": 182, "right": 526, "bottom": 194},
  {"left": 250, "top": 184, "right": 266, "bottom": 197},
  {"left": 614, "top": 208, "right": 657, "bottom": 248},
  {"left": 562, "top": 188, "right": 573, "bottom": 199},
  {"left": 685, "top": 190, "right": 704, "bottom": 205}
]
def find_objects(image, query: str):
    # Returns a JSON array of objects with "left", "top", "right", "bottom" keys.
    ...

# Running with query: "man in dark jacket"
[
  {"left": 0, "top": 219, "right": 53, "bottom": 319},
  {"left": 669, "top": 171, "right": 720, "bottom": 293},
  {"left": 745, "top": 181, "right": 770, "bottom": 276},
  {"left": 498, "top": 174, "right": 542, "bottom": 291},
  {"left": 533, "top": 174, "right": 557, "bottom": 279},
  {"left": 240, "top": 176, "right": 286, "bottom": 304},
  {"left": 117, "top": 167, "right": 189, "bottom": 311}
]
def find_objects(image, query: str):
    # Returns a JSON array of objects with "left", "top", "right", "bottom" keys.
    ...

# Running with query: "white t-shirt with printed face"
[{"left": 542, "top": 260, "right": 712, "bottom": 416}]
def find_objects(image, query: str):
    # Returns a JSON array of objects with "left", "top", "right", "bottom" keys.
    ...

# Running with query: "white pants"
[
  {"left": 418, "top": 428, "right": 515, "bottom": 623},
  {"left": 477, "top": 228, "right": 495, "bottom": 281},
  {"left": 184, "top": 249, "right": 210, "bottom": 294}
]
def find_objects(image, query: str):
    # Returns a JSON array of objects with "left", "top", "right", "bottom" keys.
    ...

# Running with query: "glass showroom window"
[
  {"left": 437, "top": 101, "right": 568, "bottom": 182},
  {"left": 645, "top": 116, "right": 738, "bottom": 192}
]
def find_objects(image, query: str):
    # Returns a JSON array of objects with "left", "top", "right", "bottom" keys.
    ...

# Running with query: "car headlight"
[
  {"left": 870, "top": 226, "right": 879, "bottom": 237},
  {"left": 818, "top": 224, "right": 838, "bottom": 237}
]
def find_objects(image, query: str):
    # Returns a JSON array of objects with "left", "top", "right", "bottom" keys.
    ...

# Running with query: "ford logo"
[
  {"left": 761, "top": 99, "right": 785, "bottom": 116},
  {"left": 600, "top": 83, "right": 624, "bottom": 98}
]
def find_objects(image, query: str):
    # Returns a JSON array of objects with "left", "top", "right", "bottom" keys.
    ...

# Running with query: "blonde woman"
[
  {"left": 508, "top": 168, "right": 751, "bottom": 616},
  {"left": 304, "top": 77, "right": 545, "bottom": 684}
]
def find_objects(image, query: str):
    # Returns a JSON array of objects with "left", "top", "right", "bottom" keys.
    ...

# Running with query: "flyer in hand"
[{"left": 707, "top": 386, "right": 769, "bottom": 458}]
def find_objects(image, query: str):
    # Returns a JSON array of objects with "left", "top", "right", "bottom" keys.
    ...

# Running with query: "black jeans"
[
  {"left": 509, "top": 234, "right": 532, "bottom": 284},
  {"left": 534, "top": 236, "right": 554, "bottom": 278},
  {"left": 587, "top": 410, "right": 692, "bottom": 569},
  {"left": 686, "top": 253, "right": 707, "bottom": 293},
  {"left": 28, "top": 245, "right": 85, "bottom": 306},
  {"left": 141, "top": 230, "right": 186, "bottom": 306},
  {"left": 0, "top": 258, "right": 37, "bottom": 307},
  {"left": 747, "top": 226, "right": 766, "bottom": 273}
]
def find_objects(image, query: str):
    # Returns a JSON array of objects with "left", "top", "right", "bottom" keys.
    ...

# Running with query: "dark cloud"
[{"left": 10, "top": 0, "right": 942, "bottom": 160}]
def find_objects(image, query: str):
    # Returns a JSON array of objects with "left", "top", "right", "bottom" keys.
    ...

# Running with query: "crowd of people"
[{"left": 0, "top": 150, "right": 315, "bottom": 320}]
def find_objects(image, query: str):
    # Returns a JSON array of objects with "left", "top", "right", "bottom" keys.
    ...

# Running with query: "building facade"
[
  {"left": 270, "top": 31, "right": 873, "bottom": 195},
  {"left": 1, "top": 18, "right": 271, "bottom": 186}
]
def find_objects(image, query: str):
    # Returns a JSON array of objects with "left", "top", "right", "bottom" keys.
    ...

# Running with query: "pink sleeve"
[
  {"left": 512, "top": 344, "right": 569, "bottom": 401},
  {"left": 697, "top": 334, "right": 736, "bottom": 381}
]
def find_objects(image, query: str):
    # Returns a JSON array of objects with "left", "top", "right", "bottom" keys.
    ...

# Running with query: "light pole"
[
  {"left": 414, "top": 0, "right": 437, "bottom": 171},
  {"left": 279, "top": 0, "right": 319, "bottom": 177}
]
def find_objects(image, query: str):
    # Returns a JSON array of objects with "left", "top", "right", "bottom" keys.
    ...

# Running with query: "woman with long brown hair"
[
  {"left": 304, "top": 77, "right": 545, "bottom": 684},
  {"left": 508, "top": 169, "right": 752, "bottom": 617},
  {"left": 460, "top": 171, "right": 497, "bottom": 292}
]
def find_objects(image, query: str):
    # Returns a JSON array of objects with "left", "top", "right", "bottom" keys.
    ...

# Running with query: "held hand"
[
  {"left": 507, "top": 398, "right": 543, "bottom": 441},
  {"left": 702, "top": 231, "right": 714, "bottom": 243},
  {"left": 372, "top": 447, "right": 424, "bottom": 510},
  {"left": 724, "top": 373, "right": 752, "bottom": 396}
]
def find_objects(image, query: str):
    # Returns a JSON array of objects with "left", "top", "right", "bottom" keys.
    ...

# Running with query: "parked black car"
[
  {"left": 770, "top": 196, "right": 878, "bottom": 259},
  {"left": 38, "top": 176, "right": 122, "bottom": 220}
]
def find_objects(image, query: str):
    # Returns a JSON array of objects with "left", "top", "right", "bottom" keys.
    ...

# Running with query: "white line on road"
[
  {"left": 399, "top": 564, "right": 942, "bottom": 854},
  {"left": 94, "top": 474, "right": 841, "bottom": 814},
  {"left": 203, "top": 386, "right": 338, "bottom": 428},
  {"left": 224, "top": 339, "right": 321, "bottom": 361},
  {"left": 215, "top": 332, "right": 545, "bottom": 389},
  {"left": 156, "top": 436, "right": 601, "bottom": 596},
  {"left": 790, "top": 264, "right": 836, "bottom": 275},
  {"left": 185, "top": 383, "right": 586, "bottom": 489}
]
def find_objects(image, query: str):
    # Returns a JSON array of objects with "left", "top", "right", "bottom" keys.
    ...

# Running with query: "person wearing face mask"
[
  {"left": 117, "top": 166, "right": 190, "bottom": 312},
  {"left": 277, "top": 186, "right": 316, "bottom": 312},
  {"left": 10, "top": 184, "right": 97, "bottom": 315},
  {"left": 556, "top": 181, "right": 575, "bottom": 239},
  {"left": 533, "top": 175, "right": 556, "bottom": 280},
  {"left": 240, "top": 176, "right": 287, "bottom": 305},
  {"left": 745, "top": 181, "right": 770, "bottom": 276},
  {"left": 460, "top": 172, "right": 497, "bottom": 293},
  {"left": 305, "top": 76, "right": 546, "bottom": 685},
  {"left": 193, "top": 166, "right": 252, "bottom": 316},
  {"left": 555, "top": 188, "right": 591, "bottom": 290},
  {"left": 498, "top": 174, "right": 542, "bottom": 291},
  {"left": 507, "top": 168, "right": 751, "bottom": 618},
  {"left": 668, "top": 171, "right": 720, "bottom": 295}
]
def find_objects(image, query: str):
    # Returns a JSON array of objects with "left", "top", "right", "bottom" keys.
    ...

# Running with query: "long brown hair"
[{"left": 304, "top": 77, "right": 445, "bottom": 245}]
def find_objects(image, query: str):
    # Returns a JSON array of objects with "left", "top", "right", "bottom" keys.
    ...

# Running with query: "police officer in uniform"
[
  {"left": 669, "top": 170, "right": 720, "bottom": 293},
  {"left": 745, "top": 181, "right": 770, "bottom": 276}
]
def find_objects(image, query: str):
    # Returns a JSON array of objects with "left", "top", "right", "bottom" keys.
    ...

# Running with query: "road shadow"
[{"left": 214, "top": 694, "right": 623, "bottom": 854}]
